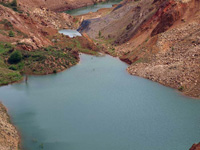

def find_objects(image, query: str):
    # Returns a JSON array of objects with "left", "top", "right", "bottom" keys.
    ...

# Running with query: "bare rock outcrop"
[
  {"left": 190, "top": 143, "right": 200, "bottom": 150},
  {"left": 0, "top": 103, "right": 20, "bottom": 150},
  {"left": 17, "top": 0, "right": 108, "bottom": 12},
  {"left": 0, "top": 1, "right": 77, "bottom": 49},
  {"left": 126, "top": 0, "right": 200, "bottom": 98},
  {"left": 79, "top": 0, "right": 200, "bottom": 98}
]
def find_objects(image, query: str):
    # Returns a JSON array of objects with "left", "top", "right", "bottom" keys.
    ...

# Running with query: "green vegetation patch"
[
  {"left": 178, "top": 86, "right": 184, "bottom": 92},
  {"left": 0, "top": 20, "right": 27, "bottom": 38},
  {"left": 0, "top": 31, "right": 100, "bottom": 85},
  {"left": 0, "top": 68, "right": 22, "bottom": 85},
  {"left": 0, "top": 41, "right": 79, "bottom": 86},
  {"left": 0, "top": 51, "right": 22, "bottom": 86},
  {"left": 79, "top": 48, "right": 99, "bottom": 55},
  {"left": 0, "top": 19, "right": 13, "bottom": 29},
  {"left": 0, "top": 0, "right": 22, "bottom": 12},
  {"left": 94, "top": 36, "right": 116, "bottom": 56},
  {"left": 9, "top": 30, "right": 15, "bottom": 37},
  {"left": 8, "top": 50, "right": 22, "bottom": 64},
  {"left": 73, "top": 39, "right": 99, "bottom": 55},
  {"left": 14, "top": 46, "right": 78, "bottom": 74},
  {"left": 0, "top": 42, "right": 14, "bottom": 54}
]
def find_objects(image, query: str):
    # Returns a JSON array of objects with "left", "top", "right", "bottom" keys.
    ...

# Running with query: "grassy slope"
[{"left": 0, "top": 43, "right": 22, "bottom": 85}]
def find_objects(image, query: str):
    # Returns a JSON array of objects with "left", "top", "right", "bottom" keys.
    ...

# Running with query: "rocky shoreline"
[
  {"left": 0, "top": 1, "right": 99, "bottom": 148},
  {"left": 190, "top": 143, "right": 200, "bottom": 150},
  {"left": 78, "top": 0, "right": 200, "bottom": 98},
  {"left": 0, "top": 0, "right": 199, "bottom": 150},
  {"left": 0, "top": 102, "right": 20, "bottom": 150}
]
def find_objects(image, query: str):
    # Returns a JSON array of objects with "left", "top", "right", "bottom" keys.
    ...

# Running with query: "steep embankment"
[
  {"left": 0, "top": 2, "right": 76, "bottom": 48},
  {"left": 0, "top": 0, "right": 99, "bottom": 85},
  {"left": 0, "top": 102, "right": 20, "bottom": 150},
  {"left": 0, "top": 2, "right": 75, "bottom": 84},
  {"left": 78, "top": 0, "right": 156, "bottom": 41},
  {"left": 79, "top": 0, "right": 200, "bottom": 98}
]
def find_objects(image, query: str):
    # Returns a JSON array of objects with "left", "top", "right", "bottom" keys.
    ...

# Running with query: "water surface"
[
  {"left": 65, "top": 0, "right": 122, "bottom": 16},
  {"left": 0, "top": 54, "right": 200, "bottom": 150},
  {"left": 59, "top": 29, "right": 82, "bottom": 38},
  {"left": 60, "top": 0, "right": 123, "bottom": 38}
]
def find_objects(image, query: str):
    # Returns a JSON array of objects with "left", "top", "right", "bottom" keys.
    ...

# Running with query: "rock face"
[
  {"left": 0, "top": 103, "right": 20, "bottom": 150},
  {"left": 78, "top": 0, "right": 157, "bottom": 41},
  {"left": 0, "top": 1, "right": 199, "bottom": 150},
  {"left": 190, "top": 143, "right": 200, "bottom": 150},
  {"left": 79, "top": 0, "right": 200, "bottom": 98},
  {"left": 17, "top": 0, "right": 108, "bottom": 12},
  {"left": 0, "top": 2, "right": 76, "bottom": 49},
  {"left": 124, "top": 0, "right": 200, "bottom": 98},
  {"left": 127, "top": 19, "right": 200, "bottom": 98}
]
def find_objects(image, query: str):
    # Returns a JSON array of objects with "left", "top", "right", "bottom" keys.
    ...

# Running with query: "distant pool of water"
[
  {"left": 0, "top": 54, "right": 200, "bottom": 150},
  {"left": 65, "top": 0, "right": 122, "bottom": 16},
  {"left": 59, "top": 29, "right": 82, "bottom": 38}
]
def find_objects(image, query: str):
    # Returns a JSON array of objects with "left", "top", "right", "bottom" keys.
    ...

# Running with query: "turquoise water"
[
  {"left": 65, "top": 0, "right": 122, "bottom": 16},
  {"left": 0, "top": 54, "right": 200, "bottom": 150}
]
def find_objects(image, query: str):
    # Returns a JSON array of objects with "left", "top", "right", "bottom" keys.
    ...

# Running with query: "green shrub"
[
  {"left": 8, "top": 50, "right": 22, "bottom": 64},
  {"left": 178, "top": 86, "right": 184, "bottom": 91},
  {"left": 44, "top": 46, "right": 53, "bottom": 51},
  {"left": 10, "top": 0, "right": 17, "bottom": 7},
  {"left": 0, "top": 19, "right": 13, "bottom": 29},
  {"left": 17, "top": 62, "right": 24, "bottom": 70},
  {"left": 98, "top": 31, "right": 102, "bottom": 38},
  {"left": 53, "top": 70, "right": 57, "bottom": 74},
  {"left": 31, "top": 54, "right": 46, "bottom": 61},
  {"left": 4, "top": 43, "right": 13, "bottom": 49},
  {"left": 9, "top": 30, "right": 15, "bottom": 37},
  {"left": 9, "top": 65, "right": 17, "bottom": 70},
  {"left": 0, "top": 0, "right": 18, "bottom": 12}
]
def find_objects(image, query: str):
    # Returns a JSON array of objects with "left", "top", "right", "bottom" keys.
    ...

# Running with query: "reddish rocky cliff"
[
  {"left": 79, "top": 0, "right": 200, "bottom": 98},
  {"left": 190, "top": 143, "right": 200, "bottom": 150}
]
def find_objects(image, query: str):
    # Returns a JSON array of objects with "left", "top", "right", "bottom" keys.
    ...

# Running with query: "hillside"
[
  {"left": 0, "top": 0, "right": 99, "bottom": 85},
  {"left": 0, "top": 1, "right": 101, "bottom": 150},
  {"left": 0, "top": 0, "right": 199, "bottom": 150},
  {"left": 79, "top": 0, "right": 200, "bottom": 98},
  {"left": 17, "top": 0, "right": 108, "bottom": 12}
]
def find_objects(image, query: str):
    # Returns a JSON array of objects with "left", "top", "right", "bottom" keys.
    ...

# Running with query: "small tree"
[
  {"left": 8, "top": 50, "right": 22, "bottom": 64},
  {"left": 98, "top": 31, "right": 101, "bottom": 38},
  {"left": 9, "top": 30, "right": 15, "bottom": 37},
  {"left": 10, "top": 0, "right": 17, "bottom": 7}
]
